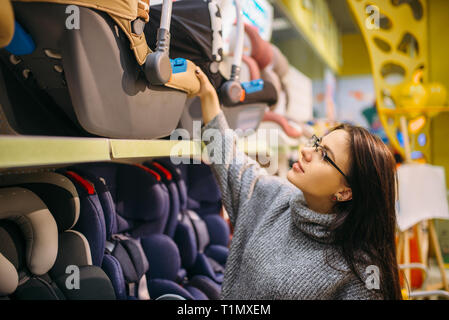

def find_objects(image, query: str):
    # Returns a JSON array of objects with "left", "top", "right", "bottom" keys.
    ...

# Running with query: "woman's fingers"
[
  {"left": 194, "top": 66, "right": 221, "bottom": 123},
  {"left": 195, "top": 66, "right": 215, "bottom": 98},
  {"left": 195, "top": 66, "right": 207, "bottom": 83},
  {"left": 195, "top": 67, "right": 212, "bottom": 90}
]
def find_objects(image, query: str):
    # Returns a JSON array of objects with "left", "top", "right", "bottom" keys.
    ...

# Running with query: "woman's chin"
[{"left": 287, "top": 169, "right": 301, "bottom": 187}]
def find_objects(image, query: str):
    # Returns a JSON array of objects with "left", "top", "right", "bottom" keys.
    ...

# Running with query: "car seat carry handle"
[
  {"left": 230, "top": 0, "right": 244, "bottom": 80},
  {"left": 132, "top": 0, "right": 150, "bottom": 35},
  {"left": 219, "top": 0, "right": 244, "bottom": 105},
  {"left": 165, "top": 58, "right": 201, "bottom": 97},
  {"left": 222, "top": 79, "right": 278, "bottom": 107},
  {"left": 144, "top": 0, "right": 173, "bottom": 85}
]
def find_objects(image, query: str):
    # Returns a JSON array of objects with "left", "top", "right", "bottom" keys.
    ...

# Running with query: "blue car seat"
[
  {"left": 66, "top": 162, "right": 219, "bottom": 299},
  {"left": 145, "top": 159, "right": 229, "bottom": 282},
  {"left": 60, "top": 170, "right": 134, "bottom": 300},
  {"left": 184, "top": 162, "right": 223, "bottom": 217},
  {"left": 181, "top": 162, "right": 230, "bottom": 243}
]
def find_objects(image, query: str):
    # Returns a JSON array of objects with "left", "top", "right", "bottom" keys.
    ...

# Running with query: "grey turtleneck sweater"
[{"left": 201, "top": 111, "right": 383, "bottom": 300}]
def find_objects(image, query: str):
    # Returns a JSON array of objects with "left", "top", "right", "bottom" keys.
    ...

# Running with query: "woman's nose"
[{"left": 301, "top": 147, "right": 313, "bottom": 162}]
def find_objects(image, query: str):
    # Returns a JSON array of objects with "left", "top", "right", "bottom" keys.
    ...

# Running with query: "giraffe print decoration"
[{"left": 347, "top": 0, "right": 431, "bottom": 162}]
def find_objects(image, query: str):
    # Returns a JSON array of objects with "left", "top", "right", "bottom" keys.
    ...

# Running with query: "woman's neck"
[{"left": 302, "top": 192, "right": 334, "bottom": 214}]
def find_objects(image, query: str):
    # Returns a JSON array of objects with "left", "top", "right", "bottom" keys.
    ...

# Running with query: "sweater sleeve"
[{"left": 201, "top": 110, "right": 288, "bottom": 227}]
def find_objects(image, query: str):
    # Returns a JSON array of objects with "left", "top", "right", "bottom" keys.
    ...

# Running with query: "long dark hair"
[{"left": 328, "top": 123, "right": 402, "bottom": 300}]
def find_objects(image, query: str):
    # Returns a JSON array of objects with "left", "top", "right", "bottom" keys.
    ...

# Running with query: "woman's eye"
[{"left": 319, "top": 148, "right": 327, "bottom": 161}]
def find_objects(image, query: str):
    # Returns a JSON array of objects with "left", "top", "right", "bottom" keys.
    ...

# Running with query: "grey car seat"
[{"left": 0, "top": 0, "right": 200, "bottom": 138}]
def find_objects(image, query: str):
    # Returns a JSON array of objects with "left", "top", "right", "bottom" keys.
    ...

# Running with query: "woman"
[{"left": 194, "top": 67, "right": 402, "bottom": 300}]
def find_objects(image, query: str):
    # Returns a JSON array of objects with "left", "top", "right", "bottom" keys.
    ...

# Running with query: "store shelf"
[
  {"left": 237, "top": 137, "right": 271, "bottom": 156},
  {"left": 110, "top": 139, "right": 202, "bottom": 159},
  {"left": 0, "top": 136, "right": 110, "bottom": 169},
  {"left": 0, "top": 135, "right": 202, "bottom": 169},
  {"left": 379, "top": 107, "right": 449, "bottom": 116},
  {"left": 0, "top": 133, "right": 276, "bottom": 170}
]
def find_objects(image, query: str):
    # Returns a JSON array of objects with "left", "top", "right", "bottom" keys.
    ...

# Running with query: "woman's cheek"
[
  {"left": 304, "top": 168, "right": 338, "bottom": 196},
  {"left": 287, "top": 169, "right": 315, "bottom": 194}
]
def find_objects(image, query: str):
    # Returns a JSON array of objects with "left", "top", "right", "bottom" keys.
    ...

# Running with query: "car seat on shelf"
[
  {"left": 243, "top": 23, "right": 286, "bottom": 112},
  {"left": 0, "top": 186, "right": 116, "bottom": 300},
  {"left": 145, "top": 161, "right": 227, "bottom": 257},
  {"left": 0, "top": 0, "right": 201, "bottom": 138},
  {"left": 178, "top": 52, "right": 267, "bottom": 137},
  {"left": 152, "top": 158, "right": 230, "bottom": 248},
  {"left": 0, "top": 171, "right": 186, "bottom": 300},
  {"left": 87, "top": 160, "right": 223, "bottom": 297},
  {"left": 65, "top": 162, "right": 220, "bottom": 299},
  {"left": 243, "top": 28, "right": 305, "bottom": 142},
  {"left": 60, "top": 170, "right": 147, "bottom": 300},
  {"left": 181, "top": 162, "right": 223, "bottom": 218},
  {"left": 179, "top": 162, "right": 233, "bottom": 242},
  {"left": 137, "top": 162, "right": 181, "bottom": 240},
  {"left": 146, "top": 0, "right": 225, "bottom": 90},
  {"left": 260, "top": 43, "right": 291, "bottom": 113},
  {"left": 259, "top": 111, "right": 305, "bottom": 146},
  {"left": 161, "top": 0, "right": 277, "bottom": 137},
  {"left": 217, "top": 6, "right": 278, "bottom": 131},
  {"left": 243, "top": 23, "right": 273, "bottom": 71},
  {"left": 147, "top": 159, "right": 229, "bottom": 276},
  {"left": 219, "top": 47, "right": 278, "bottom": 134},
  {"left": 0, "top": 172, "right": 132, "bottom": 299},
  {"left": 148, "top": 0, "right": 223, "bottom": 138}
]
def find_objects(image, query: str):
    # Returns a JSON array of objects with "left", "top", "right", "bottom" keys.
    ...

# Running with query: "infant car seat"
[
  {"left": 164, "top": 0, "right": 277, "bottom": 137},
  {"left": 0, "top": 0, "right": 200, "bottom": 138},
  {"left": 66, "top": 162, "right": 220, "bottom": 299}
]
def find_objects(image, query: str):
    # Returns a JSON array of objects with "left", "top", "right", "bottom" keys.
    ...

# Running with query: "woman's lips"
[{"left": 292, "top": 161, "right": 304, "bottom": 173}]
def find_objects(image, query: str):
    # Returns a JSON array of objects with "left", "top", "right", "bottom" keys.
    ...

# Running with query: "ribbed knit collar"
[{"left": 289, "top": 191, "right": 337, "bottom": 244}]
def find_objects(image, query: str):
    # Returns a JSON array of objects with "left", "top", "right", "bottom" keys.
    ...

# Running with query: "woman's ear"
[{"left": 336, "top": 188, "right": 352, "bottom": 202}]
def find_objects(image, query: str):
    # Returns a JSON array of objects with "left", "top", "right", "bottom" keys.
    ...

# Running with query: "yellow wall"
[
  {"left": 340, "top": 33, "right": 372, "bottom": 76},
  {"left": 428, "top": 0, "right": 449, "bottom": 186}
]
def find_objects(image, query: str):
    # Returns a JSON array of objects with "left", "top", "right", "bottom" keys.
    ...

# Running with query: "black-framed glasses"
[{"left": 307, "top": 135, "right": 350, "bottom": 184}]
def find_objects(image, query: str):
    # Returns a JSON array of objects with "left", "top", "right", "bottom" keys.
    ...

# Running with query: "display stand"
[{"left": 397, "top": 114, "right": 449, "bottom": 293}]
